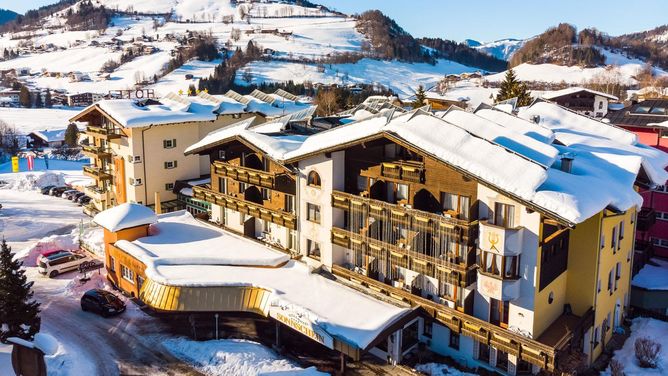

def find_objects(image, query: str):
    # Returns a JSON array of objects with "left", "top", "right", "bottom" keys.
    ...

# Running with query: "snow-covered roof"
[
  {"left": 649, "top": 120, "right": 668, "bottom": 129},
  {"left": 93, "top": 203, "right": 157, "bottom": 232},
  {"left": 30, "top": 128, "right": 67, "bottom": 143},
  {"left": 632, "top": 258, "right": 668, "bottom": 291},
  {"left": 540, "top": 87, "right": 619, "bottom": 101},
  {"left": 114, "top": 211, "right": 410, "bottom": 349},
  {"left": 188, "top": 102, "right": 668, "bottom": 225}
]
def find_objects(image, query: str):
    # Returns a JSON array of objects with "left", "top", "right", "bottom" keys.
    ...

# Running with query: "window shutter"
[
  {"left": 163, "top": 140, "right": 168, "bottom": 148},
  {"left": 164, "top": 161, "right": 168, "bottom": 169},
  {"left": 172, "top": 139, "right": 176, "bottom": 147},
  {"left": 174, "top": 160, "right": 178, "bottom": 168}
]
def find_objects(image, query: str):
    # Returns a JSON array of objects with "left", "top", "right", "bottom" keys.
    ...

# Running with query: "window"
[
  {"left": 449, "top": 331, "right": 460, "bottom": 350},
  {"left": 109, "top": 256, "right": 115, "bottom": 272},
  {"left": 137, "top": 275, "right": 145, "bottom": 290},
  {"left": 284, "top": 194, "right": 295, "bottom": 213},
  {"left": 479, "top": 250, "right": 519, "bottom": 279},
  {"left": 129, "top": 177, "right": 142, "bottom": 186},
  {"left": 396, "top": 183, "right": 409, "bottom": 202},
  {"left": 121, "top": 265, "right": 134, "bottom": 283},
  {"left": 287, "top": 229, "right": 297, "bottom": 251},
  {"left": 163, "top": 139, "right": 176, "bottom": 148},
  {"left": 219, "top": 177, "right": 227, "bottom": 194},
  {"left": 131, "top": 155, "right": 142, "bottom": 163},
  {"left": 442, "top": 192, "right": 470, "bottom": 219},
  {"left": 307, "top": 171, "right": 321, "bottom": 187},
  {"left": 356, "top": 176, "right": 367, "bottom": 192},
  {"left": 261, "top": 188, "right": 270, "bottom": 200},
  {"left": 593, "top": 327, "right": 600, "bottom": 348},
  {"left": 611, "top": 226, "right": 617, "bottom": 251},
  {"left": 165, "top": 183, "right": 174, "bottom": 191},
  {"left": 598, "top": 101, "right": 603, "bottom": 110},
  {"left": 608, "top": 269, "right": 613, "bottom": 294},
  {"left": 307, "top": 203, "right": 321, "bottom": 223},
  {"left": 218, "top": 150, "right": 226, "bottom": 160},
  {"left": 306, "top": 239, "right": 320, "bottom": 259},
  {"left": 239, "top": 182, "right": 247, "bottom": 193},
  {"left": 423, "top": 320, "right": 433, "bottom": 338},
  {"left": 619, "top": 220, "right": 624, "bottom": 242},
  {"left": 615, "top": 262, "right": 622, "bottom": 291},
  {"left": 600, "top": 233, "right": 605, "bottom": 249},
  {"left": 164, "top": 160, "right": 177, "bottom": 169},
  {"left": 494, "top": 202, "right": 515, "bottom": 228}
]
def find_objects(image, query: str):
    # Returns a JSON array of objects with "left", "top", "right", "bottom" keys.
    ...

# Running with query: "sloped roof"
[
  {"left": 541, "top": 87, "right": 619, "bottom": 101},
  {"left": 93, "top": 203, "right": 157, "bottom": 232}
]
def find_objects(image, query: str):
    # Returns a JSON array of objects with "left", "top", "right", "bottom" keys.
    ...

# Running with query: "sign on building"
[{"left": 268, "top": 303, "right": 334, "bottom": 349}]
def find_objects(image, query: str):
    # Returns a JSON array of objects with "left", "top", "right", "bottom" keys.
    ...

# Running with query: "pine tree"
[
  {"left": 34, "top": 92, "right": 43, "bottom": 108},
  {"left": 18, "top": 85, "right": 31, "bottom": 108},
  {"left": 64, "top": 123, "right": 79, "bottom": 147},
  {"left": 0, "top": 239, "right": 41, "bottom": 343},
  {"left": 495, "top": 68, "right": 533, "bottom": 107},
  {"left": 44, "top": 89, "right": 52, "bottom": 108},
  {"left": 412, "top": 85, "right": 426, "bottom": 109}
]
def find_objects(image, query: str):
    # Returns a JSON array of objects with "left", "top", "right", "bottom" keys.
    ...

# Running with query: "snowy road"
[{"left": 30, "top": 269, "right": 205, "bottom": 376}]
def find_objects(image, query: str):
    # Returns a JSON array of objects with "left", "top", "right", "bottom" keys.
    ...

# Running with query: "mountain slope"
[
  {"left": 0, "top": 9, "right": 19, "bottom": 26},
  {"left": 474, "top": 39, "right": 525, "bottom": 61}
]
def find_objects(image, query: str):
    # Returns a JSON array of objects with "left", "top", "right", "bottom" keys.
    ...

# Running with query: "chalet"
[
  {"left": 540, "top": 87, "right": 617, "bottom": 118},
  {"left": 424, "top": 90, "right": 470, "bottom": 111},
  {"left": 67, "top": 92, "right": 104, "bottom": 107},
  {"left": 27, "top": 129, "right": 68, "bottom": 149}
]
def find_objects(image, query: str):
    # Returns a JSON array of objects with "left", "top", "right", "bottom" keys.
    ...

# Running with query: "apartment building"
[
  {"left": 70, "top": 89, "right": 311, "bottom": 216},
  {"left": 179, "top": 101, "right": 667, "bottom": 374},
  {"left": 540, "top": 87, "right": 618, "bottom": 118}
]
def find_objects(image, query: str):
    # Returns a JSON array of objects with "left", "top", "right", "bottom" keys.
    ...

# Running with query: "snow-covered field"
[
  {"left": 603, "top": 318, "right": 668, "bottom": 375},
  {"left": 236, "top": 58, "right": 481, "bottom": 98},
  {"left": 150, "top": 59, "right": 222, "bottom": 97},
  {"left": 0, "top": 107, "right": 84, "bottom": 134}
]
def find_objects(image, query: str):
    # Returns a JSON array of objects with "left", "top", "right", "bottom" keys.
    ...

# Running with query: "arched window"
[{"left": 307, "top": 171, "right": 321, "bottom": 187}]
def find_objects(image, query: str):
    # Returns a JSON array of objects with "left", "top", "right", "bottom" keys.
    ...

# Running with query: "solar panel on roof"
[
  {"left": 250, "top": 89, "right": 276, "bottom": 104},
  {"left": 224, "top": 90, "right": 250, "bottom": 105},
  {"left": 163, "top": 92, "right": 191, "bottom": 106},
  {"left": 274, "top": 89, "right": 299, "bottom": 102},
  {"left": 197, "top": 91, "right": 222, "bottom": 105}
]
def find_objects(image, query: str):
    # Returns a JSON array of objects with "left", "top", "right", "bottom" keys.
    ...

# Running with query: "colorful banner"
[
  {"left": 27, "top": 155, "right": 34, "bottom": 171},
  {"left": 11, "top": 156, "right": 19, "bottom": 173}
]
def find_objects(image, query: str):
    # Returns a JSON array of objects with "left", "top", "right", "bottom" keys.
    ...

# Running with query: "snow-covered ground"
[
  {"left": 632, "top": 258, "right": 668, "bottom": 290},
  {"left": 415, "top": 362, "right": 477, "bottom": 376},
  {"left": 236, "top": 58, "right": 481, "bottom": 98},
  {"left": 603, "top": 318, "right": 668, "bottom": 375},
  {"left": 0, "top": 107, "right": 84, "bottom": 134},
  {"left": 150, "top": 59, "right": 222, "bottom": 97}
]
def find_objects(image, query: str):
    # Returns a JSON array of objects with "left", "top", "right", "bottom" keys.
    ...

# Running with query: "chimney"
[
  {"left": 531, "top": 115, "right": 541, "bottom": 124},
  {"left": 560, "top": 153, "right": 574, "bottom": 173},
  {"left": 154, "top": 191, "right": 162, "bottom": 214}
]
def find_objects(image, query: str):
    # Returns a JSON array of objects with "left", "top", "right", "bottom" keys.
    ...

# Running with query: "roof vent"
[
  {"left": 560, "top": 153, "right": 575, "bottom": 173},
  {"left": 531, "top": 115, "right": 541, "bottom": 124}
]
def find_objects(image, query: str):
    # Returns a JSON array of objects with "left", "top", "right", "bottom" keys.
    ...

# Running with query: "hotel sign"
[{"left": 269, "top": 305, "right": 334, "bottom": 349}]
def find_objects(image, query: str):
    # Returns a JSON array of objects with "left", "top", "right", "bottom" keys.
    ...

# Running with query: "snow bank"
[
  {"left": 415, "top": 362, "right": 477, "bottom": 376},
  {"left": 162, "top": 337, "right": 328, "bottom": 376},
  {"left": 7, "top": 333, "right": 59, "bottom": 356},
  {"left": 19, "top": 231, "right": 80, "bottom": 266},
  {"left": 2, "top": 171, "right": 66, "bottom": 191},
  {"left": 603, "top": 318, "right": 668, "bottom": 375}
]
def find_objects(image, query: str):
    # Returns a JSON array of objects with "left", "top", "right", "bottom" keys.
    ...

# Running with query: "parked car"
[
  {"left": 70, "top": 192, "right": 86, "bottom": 201},
  {"left": 78, "top": 196, "right": 92, "bottom": 206},
  {"left": 41, "top": 185, "right": 56, "bottom": 195},
  {"left": 37, "top": 250, "right": 92, "bottom": 278},
  {"left": 49, "top": 186, "right": 68, "bottom": 196},
  {"left": 75, "top": 194, "right": 89, "bottom": 204},
  {"left": 61, "top": 190, "right": 79, "bottom": 199},
  {"left": 80, "top": 289, "right": 126, "bottom": 317}
]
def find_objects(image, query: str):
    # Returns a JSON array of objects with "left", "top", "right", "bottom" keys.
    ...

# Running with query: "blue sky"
[{"left": 5, "top": 0, "right": 668, "bottom": 42}]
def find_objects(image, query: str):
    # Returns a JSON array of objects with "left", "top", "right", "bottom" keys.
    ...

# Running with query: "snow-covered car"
[
  {"left": 61, "top": 190, "right": 80, "bottom": 199},
  {"left": 37, "top": 250, "right": 92, "bottom": 278},
  {"left": 81, "top": 289, "right": 126, "bottom": 317}
]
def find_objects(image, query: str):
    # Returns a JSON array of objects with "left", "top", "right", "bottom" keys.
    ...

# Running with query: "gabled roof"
[
  {"left": 541, "top": 87, "right": 619, "bottom": 101},
  {"left": 605, "top": 99, "right": 668, "bottom": 128}
]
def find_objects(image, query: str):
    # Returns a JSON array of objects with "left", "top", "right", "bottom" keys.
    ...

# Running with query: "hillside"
[
  {"left": 0, "top": 9, "right": 19, "bottom": 26},
  {"left": 471, "top": 38, "right": 525, "bottom": 61}
]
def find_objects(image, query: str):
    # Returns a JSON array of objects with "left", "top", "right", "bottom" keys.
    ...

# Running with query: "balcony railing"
[
  {"left": 213, "top": 160, "right": 277, "bottom": 189},
  {"left": 637, "top": 207, "right": 656, "bottom": 232},
  {"left": 85, "top": 125, "right": 122, "bottom": 140},
  {"left": 81, "top": 144, "right": 111, "bottom": 159},
  {"left": 331, "top": 227, "right": 475, "bottom": 287},
  {"left": 83, "top": 165, "right": 113, "bottom": 181},
  {"left": 332, "top": 190, "right": 476, "bottom": 243},
  {"left": 364, "top": 160, "right": 425, "bottom": 184},
  {"left": 193, "top": 186, "right": 296, "bottom": 230},
  {"left": 84, "top": 185, "right": 109, "bottom": 201},
  {"left": 331, "top": 265, "right": 557, "bottom": 372}
]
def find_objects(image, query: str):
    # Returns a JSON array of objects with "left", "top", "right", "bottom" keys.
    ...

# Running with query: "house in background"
[
  {"left": 67, "top": 92, "right": 104, "bottom": 107},
  {"left": 606, "top": 99, "right": 668, "bottom": 259},
  {"left": 27, "top": 129, "right": 67, "bottom": 149},
  {"left": 424, "top": 90, "right": 470, "bottom": 110},
  {"left": 540, "top": 87, "right": 618, "bottom": 118}
]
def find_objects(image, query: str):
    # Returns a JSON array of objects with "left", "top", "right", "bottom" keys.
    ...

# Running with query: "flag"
[{"left": 27, "top": 155, "right": 34, "bottom": 171}]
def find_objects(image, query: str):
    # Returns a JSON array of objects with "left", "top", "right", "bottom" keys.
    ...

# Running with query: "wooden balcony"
[
  {"left": 331, "top": 190, "right": 476, "bottom": 244},
  {"left": 193, "top": 186, "right": 296, "bottom": 230},
  {"left": 381, "top": 160, "right": 425, "bottom": 183},
  {"left": 83, "top": 165, "right": 112, "bottom": 181},
  {"left": 81, "top": 144, "right": 111, "bottom": 159},
  {"left": 84, "top": 185, "right": 110, "bottom": 201},
  {"left": 331, "top": 227, "right": 474, "bottom": 287},
  {"left": 331, "top": 265, "right": 558, "bottom": 372},
  {"left": 637, "top": 207, "right": 656, "bottom": 232},
  {"left": 85, "top": 125, "right": 122, "bottom": 140},
  {"left": 213, "top": 160, "right": 277, "bottom": 189}
]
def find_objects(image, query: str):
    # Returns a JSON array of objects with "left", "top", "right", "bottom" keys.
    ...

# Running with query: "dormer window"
[{"left": 307, "top": 171, "right": 321, "bottom": 188}]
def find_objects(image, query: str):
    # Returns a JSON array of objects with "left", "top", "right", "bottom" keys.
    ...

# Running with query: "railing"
[
  {"left": 84, "top": 185, "right": 109, "bottom": 201},
  {"left": 83, "top": 165, "right": 113, "bottom": 180},
  {"left": 637, "top": 207, "right": 656, "bottom": 232},
  {"left": 193, "top": 186, "right": 296, "bottom": 230},
  {"left": 81, "top": 144, "right": 111, "bottom": 158},
  {"left": 331, "top": 227, "right": 474, "bottom": 287},
  {"left": 331, "top": 190, "right": 475, "bottom": 241},
  {"left": 85, "top": 125, "right": 122, "bottom": 140},
  {"left": 331, "top": 265, "right": 558, "bottom": 372},
  {"left": 213, "top": 160, "right": 277, "bottom": 189},
  {"left": 378, "top": 160, "right": 425, "bottom": 183}
]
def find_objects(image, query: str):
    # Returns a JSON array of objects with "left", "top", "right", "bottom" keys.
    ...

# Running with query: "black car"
[
  {"left": 69, "top": 192, "right": 86, "bottom": 201},
  {"left": 78, "top": 196, "right": 92, "bottom": 206},
  {"left": 41, "top": 185, "right": 56, "bottom": 195},
  {"left": 75, "top": 194, "right": 89, "bottom": 204},
  {"left": 50, "top": 186, "right": 68, "bottom": 196},
  {"left": 81, "top": 289, "right": 126, "bottom": 317}
]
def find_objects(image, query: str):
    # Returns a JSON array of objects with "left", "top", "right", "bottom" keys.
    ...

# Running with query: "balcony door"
[{"left": 490, "top": 298, "right": 509, "bottom": 328}]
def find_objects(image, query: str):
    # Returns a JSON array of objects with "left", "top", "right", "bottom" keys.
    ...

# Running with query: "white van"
[{"left": 37, "top": 250, "right": 92, "bottom": 278}]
